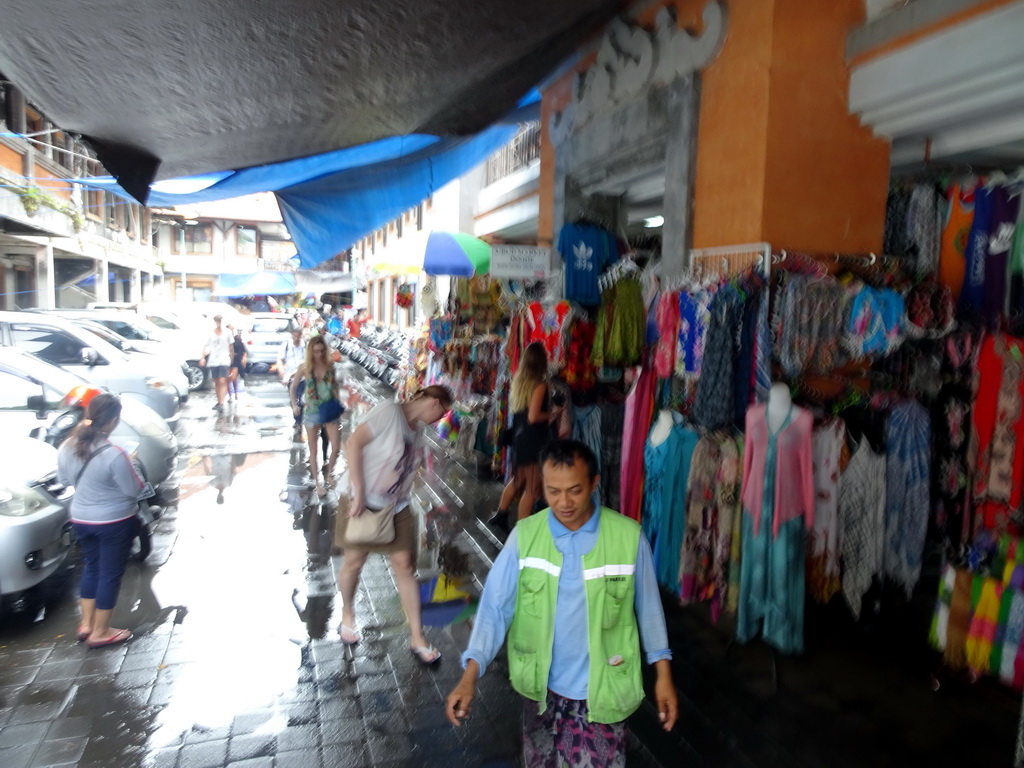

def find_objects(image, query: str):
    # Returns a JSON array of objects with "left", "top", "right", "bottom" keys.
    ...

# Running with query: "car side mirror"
[
  {"left": 26, "top": 394, "right": 48, "bottom": 419},
  {"left": 81, "top": 347, "right": 99, "bottom": 366}
]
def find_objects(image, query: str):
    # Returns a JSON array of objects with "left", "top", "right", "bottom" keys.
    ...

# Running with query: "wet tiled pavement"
[{"left": 2, "top": 363, "right": 1021, "bottom": 767}]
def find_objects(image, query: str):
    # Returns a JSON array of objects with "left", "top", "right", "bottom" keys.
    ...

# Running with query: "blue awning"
[
  {"left": 215, "top": 271, "right": 297, "bottom": 297},
  {"left": 276, "top": 124, "right": 517, "bottom": 268},
  {"left": 69, "top": 97, "right": 538, "bottom": 270}
]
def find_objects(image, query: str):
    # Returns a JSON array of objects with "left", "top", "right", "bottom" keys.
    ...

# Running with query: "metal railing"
[{"left": 485, "top": 122, "right": 541, "bottom": 186}]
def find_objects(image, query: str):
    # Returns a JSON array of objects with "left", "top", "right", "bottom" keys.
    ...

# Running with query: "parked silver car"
[
  {"left": 0, "top": 347, "right": 178, "bottom": 499},
  {"left": 30, "top": 309, "right": 206, "bottom": 392},
  {"left": 0, "top": 311, "right": 182, "bottom": 431},
  {"left": 0, "top": 438, "right": 74, "bottom": 613}
]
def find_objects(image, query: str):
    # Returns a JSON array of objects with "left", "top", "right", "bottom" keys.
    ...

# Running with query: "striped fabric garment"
[{"left": 966, "top": 578, "right": 1004, "bottom": 675}]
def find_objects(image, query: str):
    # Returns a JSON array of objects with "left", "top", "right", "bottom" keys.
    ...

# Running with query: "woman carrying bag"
[
  {"left": 289, "top": 335, "right": 344, "bottom": 496},
  {"left": 57, "top": 393, "right": 146, "bottom": 648},
  {"left": 334, "top": 385, "right": 453, "bottom": 664}
]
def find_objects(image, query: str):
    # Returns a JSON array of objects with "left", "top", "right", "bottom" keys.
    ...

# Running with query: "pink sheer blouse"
[{"left": 740, "top": 404, "right": 815, "bottom": 538}]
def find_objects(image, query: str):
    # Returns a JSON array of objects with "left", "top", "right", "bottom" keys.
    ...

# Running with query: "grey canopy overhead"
[{"left": 0, "top": 0, "right": 622, "bottom": 200}]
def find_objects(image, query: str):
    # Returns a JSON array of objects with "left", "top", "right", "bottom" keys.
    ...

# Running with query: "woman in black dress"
[{"left": 490, "top": 342, "right": 550, "bottom": 528}]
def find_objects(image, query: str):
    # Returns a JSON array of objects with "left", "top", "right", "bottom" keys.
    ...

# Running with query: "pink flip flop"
[{"left": 87, "top": 628, "right": 132, "bottom": 648}]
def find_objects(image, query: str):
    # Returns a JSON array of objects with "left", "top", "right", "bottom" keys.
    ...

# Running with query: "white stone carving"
[{"left": 548, "top": 1, "right": 726, "bottom": 146}]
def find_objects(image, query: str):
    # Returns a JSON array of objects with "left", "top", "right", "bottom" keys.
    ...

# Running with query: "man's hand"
[
  {"left": 446, "top": 662, "right": 478, "bottom": 727},
  {"left": 653, "top": 659, "right": 678, "bottom": 732},
  {"left": 198, "top": 357, "right": 206, "bottom": 367}
]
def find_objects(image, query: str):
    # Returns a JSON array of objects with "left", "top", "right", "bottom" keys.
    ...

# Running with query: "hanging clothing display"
[
  {"left": 641, "top": 413, "right": 699, "bottom": 590},
  {"left": 775, "top": 273, "right": 847, "bottom": 376},
  {"left": 680, "top": 432, "right": 741, "bottom": 620},
  {"left": 593, "top": 278, "right": 645, "bottom": 368},
  {"left": 961, "top": 185, "right": 995, "bottom": 313},
  {"left": 931, "top": 370, "right": 974, "bottom": 554},
  {"left": 938, "top": 179, "right": 977, "bottom": 300},
  {"left": 839, "top": 437, "right": 887, "bottom": 619},
  {"left": 984, "top": 186, "right": 1022, "bottom": 323},
  {"left": 906, "top": 183, "right": 940, "bottom": 279},
  {"left": 557, "top": 221, "right": 620, "bottom": 306},
  {"left": 676, "top": 289, "right": 712, "bottom": 378},
  {"left": 807, "top": 418, "right": 845, "bottom": 604},
  {"left": 619, "top": 364, "right": 657, "bottom": 523},
  {"left": 737, "top": 403, "right": 814, "bottom": 654},
  {"left": 692, "top": 290, "right": 742, "bottom": 430},
  {"left": 653, "top": 290, "right": 679, "bottom": 378},
  {"left": 971, "top": 333, "right": 1024, "bottom": 535},
  {"left": 883, "top": 401, "right": 932, "bottom": 598},
  {"left": 572, "top": 403, "right": 603, "bottom": 473}
]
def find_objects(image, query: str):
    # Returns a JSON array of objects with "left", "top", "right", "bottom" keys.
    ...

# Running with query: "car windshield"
[
  {"left": 98, "top": 318, "right": 150, "bottom": 341},
  {"left": 78, "top": 322, "right": 131, "bottom": 350},
  {"left": 251, "top": 318, "right": 292, "bottom": 333},
  {"left": 146, "top": 313, "right": 180, "bottom": 330}
]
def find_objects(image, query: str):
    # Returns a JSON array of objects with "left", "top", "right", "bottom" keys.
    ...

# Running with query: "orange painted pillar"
[
  {"left": 689, "top": 0, "right": 891, "bottom": 252},
  {"left": 539, "top": 0, "right": 891, "bottom": 255}
]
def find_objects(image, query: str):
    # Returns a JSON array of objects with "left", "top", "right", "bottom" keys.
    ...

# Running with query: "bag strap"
[{"left": 75, "top": 443, "right": 113, "bottom": 486}]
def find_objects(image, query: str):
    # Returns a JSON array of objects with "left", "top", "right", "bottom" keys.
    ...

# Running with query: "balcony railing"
[{"left": 485, "top": 122, "right": 541, "bottom": 186}]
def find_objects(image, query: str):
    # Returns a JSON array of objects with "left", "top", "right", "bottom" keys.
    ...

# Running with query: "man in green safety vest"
[{"left": 446, "top": 439, "right": 678, "bottom": 767}]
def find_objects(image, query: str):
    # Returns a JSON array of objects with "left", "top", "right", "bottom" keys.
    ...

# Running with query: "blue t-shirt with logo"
[{"left": 557, "top": 222, "right": 619, "bottom": 306}]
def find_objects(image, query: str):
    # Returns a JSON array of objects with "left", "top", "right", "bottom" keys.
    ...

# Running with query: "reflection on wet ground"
[{"left": 0, "top": 367, "right": 666, "bottom": 768}]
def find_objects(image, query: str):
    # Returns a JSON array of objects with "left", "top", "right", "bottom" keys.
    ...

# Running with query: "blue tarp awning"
[
  {"left": 215, "top": 271, "right": 297, "bottom": 297},
  {"left": 71, "top": 97, "right": 537, "bottom": 270}
]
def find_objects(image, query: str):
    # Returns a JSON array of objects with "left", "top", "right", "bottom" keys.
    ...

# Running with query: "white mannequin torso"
[
  {"left": 650, "top": 409, "right": 675, "bottom": 447},
  {"left": 767, "top": 383, "right": 793, "bottom": 433}
]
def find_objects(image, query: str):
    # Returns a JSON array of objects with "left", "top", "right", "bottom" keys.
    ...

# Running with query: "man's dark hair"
[{"left": 540, "top": 439, "right": 598, "bottom": 480}]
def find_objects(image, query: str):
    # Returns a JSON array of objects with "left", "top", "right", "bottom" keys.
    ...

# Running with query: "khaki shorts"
[{"left": 333, "top": 496, "right": 415, "bottom": 554}]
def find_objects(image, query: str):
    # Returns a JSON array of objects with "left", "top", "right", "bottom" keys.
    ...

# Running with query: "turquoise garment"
[
  {"left": 737, "top": 406, "right": 806, "bottom": 655},
  {"left": 641, "top": 413, "right": 700, "bottom": 590}
]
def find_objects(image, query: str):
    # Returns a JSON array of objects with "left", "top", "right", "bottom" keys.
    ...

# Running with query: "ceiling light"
[{"left": 644, "top": 215, "right": 664, "bottom": 228}]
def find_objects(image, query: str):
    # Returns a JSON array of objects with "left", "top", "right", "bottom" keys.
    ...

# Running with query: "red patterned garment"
[
  {"left": 562, "top": 318, "right": 598, "bottom": 391},
  {"left": 971, "top": 334, "right": 1024, "bottom": 536}
]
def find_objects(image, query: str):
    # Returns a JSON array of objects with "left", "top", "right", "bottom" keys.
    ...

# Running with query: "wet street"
[
  {"left": 4, "top": 364, "right": 1017, "bottom": 768},
  {"left": 0, "top": 364, "right": 540, "bottom": 768}
]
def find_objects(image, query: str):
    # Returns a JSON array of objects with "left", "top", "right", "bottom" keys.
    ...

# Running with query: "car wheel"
[{"left": 185, "top": 362, "right": 209, "bottom": 391}]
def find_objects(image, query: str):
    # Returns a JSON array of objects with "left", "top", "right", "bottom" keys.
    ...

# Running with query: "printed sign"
[{"left": 489, "top": 245, "right": 551, "bottom": 280}]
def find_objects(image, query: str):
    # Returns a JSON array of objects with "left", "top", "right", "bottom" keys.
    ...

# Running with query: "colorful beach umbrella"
[
  {"left": 422, "top": 231, "right": 490, "bottom": 277},
  {"left": 368, "top": 230, "right": 490, "bottom": 277}
]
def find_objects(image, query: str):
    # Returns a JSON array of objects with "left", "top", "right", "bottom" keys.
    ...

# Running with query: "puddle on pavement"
[{"left": 0, "top": 368, "right": 506, "bottom": 767}]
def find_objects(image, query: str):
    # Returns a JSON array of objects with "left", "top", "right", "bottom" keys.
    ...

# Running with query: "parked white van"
[{"left": 0, "top": 312, "right": 182, "bottom": 431}]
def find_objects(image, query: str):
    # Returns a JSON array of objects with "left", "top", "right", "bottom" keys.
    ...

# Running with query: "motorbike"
[{"left": 43, "top": 386, "right": 160, "bottom": 561}]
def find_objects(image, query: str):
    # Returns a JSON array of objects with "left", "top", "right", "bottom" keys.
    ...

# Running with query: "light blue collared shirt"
[{"left": 461, "top": 507, "right": 672, "bottom": 701}]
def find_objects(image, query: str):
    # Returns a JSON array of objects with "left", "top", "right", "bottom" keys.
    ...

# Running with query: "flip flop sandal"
[
  {"left": 338, "top": 625, "right": 361, "bottom": 645},
  {"left": 87, "top": 629, "right": 132, "bottom": 649},
  {"left": 410, "top": 645, "right": 441, "bottom": 665},
  {"left": 76, "top": 627, "right": 91, "bottom": 642}
]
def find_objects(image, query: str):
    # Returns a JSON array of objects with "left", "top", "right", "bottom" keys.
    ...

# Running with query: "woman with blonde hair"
[
  {"left": 490, "top": 342, "right": 550, "bottom": 529},
  {"left": 289, "top": 334, "right": 343, "bottom": 496}
]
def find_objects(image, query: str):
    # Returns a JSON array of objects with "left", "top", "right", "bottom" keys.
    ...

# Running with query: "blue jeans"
[{"left": 74, "top": 518, "right": 136, "bottom": 610}]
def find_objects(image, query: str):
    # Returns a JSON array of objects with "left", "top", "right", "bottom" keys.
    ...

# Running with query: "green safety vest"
[{"left": 507, "top": 507, "right": 643, "bottom": 724}]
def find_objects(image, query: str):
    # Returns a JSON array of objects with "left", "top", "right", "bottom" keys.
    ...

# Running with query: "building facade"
[
  {"left": 151, "top": 193, "right": 296, "bottom": 302},
  {"left": 0, "top": 82, "right": 164, "bottom": 309}
]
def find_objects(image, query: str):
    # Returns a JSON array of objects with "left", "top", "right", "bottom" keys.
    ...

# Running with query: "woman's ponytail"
[{"left": 70, "top": 393, "right": 122, "bottom": 460}]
